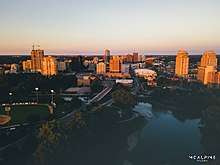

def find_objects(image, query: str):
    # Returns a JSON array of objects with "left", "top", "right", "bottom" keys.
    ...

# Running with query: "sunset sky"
[{"left": 0, "top": 0, "right": 220, "bottom": 55}]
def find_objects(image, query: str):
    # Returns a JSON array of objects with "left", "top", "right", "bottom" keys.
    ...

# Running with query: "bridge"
[{"left": 88, "top": 87, "right": 112, "bottom": 104}]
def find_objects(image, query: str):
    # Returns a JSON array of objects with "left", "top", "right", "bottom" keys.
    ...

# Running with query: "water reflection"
[
  {"left": 127, "top": 131, "right": 139, "bottom": 151},
  {"left": 2, "top": 102, "right": 220, "bottom": 165}
]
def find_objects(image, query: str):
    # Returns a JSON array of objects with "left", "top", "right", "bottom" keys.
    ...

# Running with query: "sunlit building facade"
[
  {"left": 197, "top": 51, "right": 218, "bottom": 85},
  {"left": 22, "top": 60, "right": 32, "bottom": 72},
  {"left": 200, "top": 51, "right": 217, "bottom": 68},
  {"left": 175, "top": 49, "right": 189, "bottom": 77},
  {"left": 96, "top": 62, "right": 106, "bottom": 74},
  {"left": 41, "top": 56, "right": 57, "bottom": 76},
  {"left": 197, "top": 65, "right": 217, "bottom": 85},
  {"left": 31, "top": 48, "right": 44, "bottom": 73},
  {"left": 109, "top": 56, "right": 122, "bottom": 73}
]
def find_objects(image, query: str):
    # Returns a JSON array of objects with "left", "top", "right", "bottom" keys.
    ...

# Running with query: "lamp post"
[
  {"left": 35, "top": 87, "right": 39, "bottom": 103},
  {"left": 6, "top": 92, "right": 13, "bottom": 116},
  {"left": 50, "top": 89, "right": 55, "bottom": 104},
  {"left": 9, "top": 92, "right": 12, "bottom": 104}
]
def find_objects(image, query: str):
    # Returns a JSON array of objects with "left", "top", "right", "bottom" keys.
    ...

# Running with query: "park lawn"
[{"left": 0, "top": 105, "right": 50, "bottom": 125}]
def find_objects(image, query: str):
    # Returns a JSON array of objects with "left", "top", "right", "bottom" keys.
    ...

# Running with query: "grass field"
[{"left": 0, "top": 105, "right": 50, "bottom": 125}]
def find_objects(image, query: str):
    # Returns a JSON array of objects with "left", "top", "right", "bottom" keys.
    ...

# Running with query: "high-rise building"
[
  {"left": 124, "top": 54, "right": 133, "bottom": 63},
  {"left": 31, "top": 47, "right": 44, "bottom": 73},
  {"left": 197, "top": 51, "right": 218, "bottom": 85},
  {"left": 215, "top": 72, "right": 220, "bottom": 85},
  {"left": 96, "top": 62, "right": 106, "bottom": 74},
  {"left": 42, "top": 56, "right": 57, "bottom": 76},
  {"left": 109, "top": 56, "right": 122, "bottom": 73},
  {"left": 175, "top": 49, "right": 189, "bottom": 77},
  {"left": 133, "top": 52, "right": 139, "bottom": 63},
  {"left": 104, "top": 49, "right": 111, "bottom": 64},
  {"left": 197, "top": 65, "right": 216, "bottom": 85},
  {"left": 200, "top": 51, "right": 217, "bottom": 67},
  {"left": 22, "top": 60, "right": 32, "bottom": 72}
]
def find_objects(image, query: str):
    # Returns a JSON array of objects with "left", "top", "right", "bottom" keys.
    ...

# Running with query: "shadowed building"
[
  {"left": 104, "top": 49, "right": 110, "bottom": 65},
  {"left": 133, "top": 52, "right": 139, "bottom": 63},
  {"left": 175, "top": 49, "right": 189, "bottom": 77}
]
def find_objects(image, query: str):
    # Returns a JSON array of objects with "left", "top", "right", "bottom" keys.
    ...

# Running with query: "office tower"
[
  {"left": 197, "top": 51, "right": 218, "bottom": 85},
  {"left": 104, "top": 49, "right": 111, "bottom": 64},
  {"left": 175, "top": 49, "right": 189, "bottom": 77},
  {"left": 22, "top": 60, "right": 32, "bottom": 72},
  {"left": 124, "top": 54, "right": 133, "bottom": 63},
  {"left": 96, "top": 62, "right": 106, "bottom": 74},
  {"left": 41, "top": 56, "right": 57, "bottom": 76},
  {"left": 200, "top": 51, "right": 217, "bottom": 68},
  {"left": 133, "top": 52, "right": 139, "bottom": 63},
  {"left": 109, "top": 56, "right": 122, "bottom": 73},
  {"left": 31, "top": 46, "right": 44, "bottom": 72},
  {"left": 197, "top": 65, "right": 216, "bottom": 85}
]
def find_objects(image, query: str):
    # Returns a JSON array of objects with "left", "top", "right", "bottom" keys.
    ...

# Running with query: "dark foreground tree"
[{"left": 112, "top": 89, "right": 136, "bottom": 107}]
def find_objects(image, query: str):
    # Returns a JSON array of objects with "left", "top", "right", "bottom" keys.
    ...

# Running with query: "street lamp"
[
  {"left": 50, "top": 89, "right": 55, "bottom": 104},
  {"left": 9, "top": 92, "right": 12, "bottom": 104},
  {"left": 35, "top": 88, "right": 39, "bottom": 103}
]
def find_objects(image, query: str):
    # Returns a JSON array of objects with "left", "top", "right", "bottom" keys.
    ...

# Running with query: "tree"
[
  {"left": 34, "top": 122, "right": 61, "bottom": 165},
  {"left": 66, "top": 111, "right": 86, "bottom": 130},
  {"left": 90, "top": 79, "right": 103, "bottom": 93},
  {"left": 70, "top": 96, "right": 82, "bottom": 109},
  {"left": 200, "top": 106, "right": 220, "bottom": 155},
  {"left": 112, "top": 89, "right": 137, "bottom": 109}
]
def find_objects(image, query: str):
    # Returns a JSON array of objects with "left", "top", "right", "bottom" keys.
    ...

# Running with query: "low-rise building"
[
  {"left": 135, "top": 69, "right": 157, "bottom": 86},
  {"left": 57, "top": 61, "right": 67, "bottom": 72},
  {"left": 65, "top": 87, "right": 91, "bottom": 95},
  {"left": 77, "top": 74, "right": 97, "bottom": 86},
  {"left": 116, "top": 79, "right": 133, "bottom": 87},
  {"left": 22, "top": 60, "right": 32, "bottom": 72}
]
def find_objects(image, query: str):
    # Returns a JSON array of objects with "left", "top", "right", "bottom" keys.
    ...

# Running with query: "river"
[{"left": 2, "top": 102, "right": 219, "bottom": 165}]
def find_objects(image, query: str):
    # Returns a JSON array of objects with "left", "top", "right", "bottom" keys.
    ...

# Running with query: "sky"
[{"left": 0, "top": 0, "right": 220, "bottom": 55}]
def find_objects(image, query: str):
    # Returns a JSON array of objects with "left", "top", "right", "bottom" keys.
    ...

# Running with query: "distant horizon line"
[{"left": 0, "top": 53, "right": 220, "bottom": 56}]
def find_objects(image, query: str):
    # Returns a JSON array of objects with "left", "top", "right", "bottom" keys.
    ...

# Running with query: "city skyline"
[{"left": 0, "top": 0, "right": 220, "bottom": 55}]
